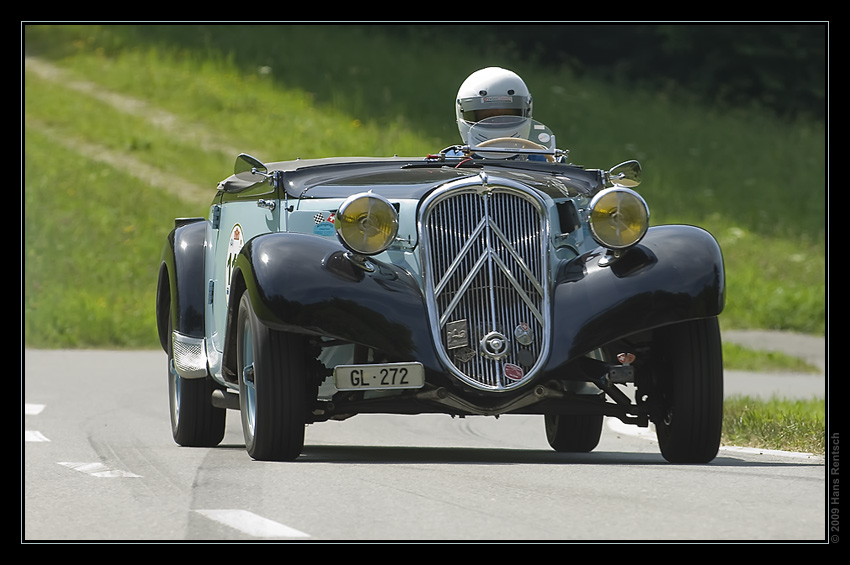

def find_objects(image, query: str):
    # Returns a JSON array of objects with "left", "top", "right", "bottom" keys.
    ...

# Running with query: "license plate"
[{"left": 333, "top": 362, "right": 425, "bottom": 391}]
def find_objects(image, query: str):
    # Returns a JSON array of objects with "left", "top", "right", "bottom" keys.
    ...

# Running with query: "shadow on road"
[{"left": 219, "top": 444, "right": 822, "bottom": 467}]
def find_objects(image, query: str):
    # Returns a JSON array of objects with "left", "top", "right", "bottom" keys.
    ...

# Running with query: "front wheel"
[
  {"left": 236, "top": 291, "right": 307, "bottom": 461},
  {"left": 650, "top": 317, "right": 723, "bottom": 463}
]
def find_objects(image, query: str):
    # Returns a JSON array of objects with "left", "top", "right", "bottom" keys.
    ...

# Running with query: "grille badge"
[
  {"left": 514, "top": 322, "right": 534, "bottom": 346},
  {"left": 446, "top": 319, "right": 469, "bottom": 350},
  {"left": 454, "top": 347, "right": 476, "bottom": 363},
  {"left": 504, "top": 363, "right": 524, "bottom": 381},
  {"left": 480, "top": 331, "right": 510, "bottom": 360}
]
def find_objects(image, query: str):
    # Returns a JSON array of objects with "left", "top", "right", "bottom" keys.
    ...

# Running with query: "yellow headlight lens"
[
  {"left": 588, "top": 188, "right": 649, "bottom": 249},
  {"left": 335, "top": 193, "right": 399, "bottom": 255}
]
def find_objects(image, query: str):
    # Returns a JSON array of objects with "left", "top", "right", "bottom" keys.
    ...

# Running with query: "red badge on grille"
[{"left": 504, "top": 363, "right": 524, "bottom": 381}]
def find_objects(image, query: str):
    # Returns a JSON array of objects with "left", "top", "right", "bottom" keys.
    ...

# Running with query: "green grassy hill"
[{"left": 23, "top": 24, "right": 826, "bottom": 350}]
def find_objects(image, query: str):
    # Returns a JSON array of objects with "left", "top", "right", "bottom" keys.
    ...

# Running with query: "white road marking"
[
  {"left": 718, "top": 444, "right": 823, "bottom": 460},
  {"left": 25, "top": 403, "right": 46, "bottom": 415},
  {"left": 194, "top": 509, "right": 310, "bottom": 538},
  {"left": 25, "top": 430, "right": 51, "bottom": 442},
  {"left": 58, "top": 462, "right": 142, "bottom": 478},
  {"left": 25, "top": 404, "right": 49, "bottom": 442}
]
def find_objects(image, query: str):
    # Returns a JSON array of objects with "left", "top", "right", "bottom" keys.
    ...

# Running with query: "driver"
[{"left": 455, "top": 66, "right": 533, "bottom": 146}]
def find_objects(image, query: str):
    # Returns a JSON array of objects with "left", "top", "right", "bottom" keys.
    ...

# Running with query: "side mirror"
[
  {"left": 234, "top": 153, "right": 268, "bottom": 181},
  {"left": 608, "top": 160, "right": 642, "bottom": 188}
]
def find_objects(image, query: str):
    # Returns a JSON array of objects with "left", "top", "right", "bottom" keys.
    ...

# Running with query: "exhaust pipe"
[{"left": 211, "top": 389, "right": 240, "bottom": 410}]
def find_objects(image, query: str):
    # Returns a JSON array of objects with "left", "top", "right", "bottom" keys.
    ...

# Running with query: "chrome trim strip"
[
  {"left": 434, "top": 218, "right": 486, "bottom": 296},
  {"left": 438, "top": 252, "right": 488, "bottom": 327}
]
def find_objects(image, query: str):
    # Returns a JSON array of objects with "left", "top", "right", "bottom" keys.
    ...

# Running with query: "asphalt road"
[
  {"left": 23, "top": 335, "right": 827, "bottom": 542},
  {"left": 722, "top": 330, "right": 826, "bottom": 400}
]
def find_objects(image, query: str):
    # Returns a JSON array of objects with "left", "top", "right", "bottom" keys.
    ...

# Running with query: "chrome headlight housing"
[
  {"left": 335, "top": 192, "right": 399, "bottom": 256},
  {"left": 588, "top": 187, "right": 650, "bottom": 250}
]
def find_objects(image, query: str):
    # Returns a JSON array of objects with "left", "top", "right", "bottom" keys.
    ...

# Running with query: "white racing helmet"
[{"left": 455, "top": 67, "right": 533, "bottom": 145}]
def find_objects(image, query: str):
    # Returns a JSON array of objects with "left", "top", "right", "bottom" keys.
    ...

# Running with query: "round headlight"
[
  {"left": 335, "top": 193, "right": 399, "bottom": 255},
  {"left": 588, "top": 188, "right": 649, "bottom": 249}
]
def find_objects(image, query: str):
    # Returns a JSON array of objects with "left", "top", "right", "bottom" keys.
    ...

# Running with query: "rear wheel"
[
  {"left": 650, "top": 317, "right": 723, "bottom": 463},
  {"left": 166, "top": 314, "right": 226, "bottom": 447},
  {"left": 236, "top": 291, "right": 307, "bottom": 461},
  {"left": 545, "top": 412, "right": 604, "bottom": 452}
]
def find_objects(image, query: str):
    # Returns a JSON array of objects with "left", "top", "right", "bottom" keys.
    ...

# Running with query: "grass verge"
[{"left": 723, "top": 396, "right": 826, "bottom": 455}]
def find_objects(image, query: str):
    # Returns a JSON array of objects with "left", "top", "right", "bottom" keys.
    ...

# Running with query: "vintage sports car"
[{"left": 156, "top": 117, "right": 725, "bottom": 463}]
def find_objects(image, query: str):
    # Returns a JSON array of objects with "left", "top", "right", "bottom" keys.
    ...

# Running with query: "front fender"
[
  {"left": 546, "top": 224, "right": 725, "bottom": 371},
  {"left": 225, "top": 233, "right": 441, "bottom": 374},
  {"left": 155, "top": 218, "right": 206, "bottom": 352}
]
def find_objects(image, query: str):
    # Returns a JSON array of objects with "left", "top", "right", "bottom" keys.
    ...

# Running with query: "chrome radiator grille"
[{"left": 420, "top": 179, "right": 550, "bottom": 391}]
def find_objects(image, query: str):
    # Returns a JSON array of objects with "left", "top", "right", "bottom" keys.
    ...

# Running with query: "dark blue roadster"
[{"left": 156, "top": 118, "right": 725, "bottom": 463}]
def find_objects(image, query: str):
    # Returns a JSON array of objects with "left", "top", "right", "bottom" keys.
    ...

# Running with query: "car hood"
[{"left": 218, "top": 157, "right": 601, "bottom": 201}]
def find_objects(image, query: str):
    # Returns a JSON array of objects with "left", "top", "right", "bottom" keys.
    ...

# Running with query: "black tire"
[
  {"left": 651, "top": 317, "right": 723, "bottom": 463},
  {"left": 236, "top": 291, "right": 306, "bottom": 461},
  {"left": 167, "top": 314, "right": 226, "bottom": 447},
  {"left": 545, "top": 413, "right": 604, "bottom": 452}
]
